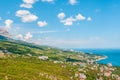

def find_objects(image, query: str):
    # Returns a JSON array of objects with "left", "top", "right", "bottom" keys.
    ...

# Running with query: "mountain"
[
  {"left": 0, "top": 28, "right": 120, "bottom": 80},
  {"left": 0, "top": 28, "right": 106, "bottom": 62},
  {"left": 0, "top": 28, "right": 12, "bottom": 40}
]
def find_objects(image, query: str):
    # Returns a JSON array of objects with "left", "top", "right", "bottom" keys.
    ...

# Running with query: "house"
[{"left": 38, "top": 56, "right": 48, "bottom": 60}]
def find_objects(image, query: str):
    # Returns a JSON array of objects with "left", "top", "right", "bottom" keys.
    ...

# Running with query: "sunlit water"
[{"left": 74, "top": 49, "right": 120, "bottom": 66}]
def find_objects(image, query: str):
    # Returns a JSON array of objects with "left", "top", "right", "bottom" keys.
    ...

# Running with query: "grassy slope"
[
  {"left": 0, "top": 40, "right": 120, "bottom": 80},
  {"left": 0, "top": 55, "right": 120, "bottom": 80},
  {"left": 0, "top": 40, "right": 102, "bottom": 62},
  {"left": 0, "top": 56, "right": 71, "bottom": 80}
]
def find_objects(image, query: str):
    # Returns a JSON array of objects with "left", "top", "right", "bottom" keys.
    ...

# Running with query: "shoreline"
[{"left": 95, "top": 55, "right": 108, "bottom": 62}]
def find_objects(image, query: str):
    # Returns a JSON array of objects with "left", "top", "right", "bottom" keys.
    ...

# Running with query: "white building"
[{"left": 38, "top": 56, "right": 48, "bottom": 60}]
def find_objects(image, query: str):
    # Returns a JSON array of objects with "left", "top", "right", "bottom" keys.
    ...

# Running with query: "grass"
[
  {"left": 0, "top": 40, "right": 120, "bottom": 80},
  {"left": 0, "top": 40, "right": 103, "bottom": 62},
  {"left": 0, "top": 56, "right": 71, "bottom": 80}
]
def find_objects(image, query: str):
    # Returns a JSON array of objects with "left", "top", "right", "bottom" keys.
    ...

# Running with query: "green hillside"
[
  {"left": 0, "top": 40, "right": 104, "bottom": 62},
  {"left": 0, "top": 39, "right": 120, "bottom": 80},
  {"left": 0, "top": 54, "right": 120, "bottom": 80},
  {"left": 0, "top": 56, "right": 71, "bottom": 80}
]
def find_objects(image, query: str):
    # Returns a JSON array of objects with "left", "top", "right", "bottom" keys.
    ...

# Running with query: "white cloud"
[
  {"left": 41, "top": 0, "right": 54, "bottom": 3},
  {"left": 75, "top": 14, "right": 86, "bottom": 20},
  {"left": 87, "top": 17, "right": 92, "bottom": 21},
  {"left": 57, "top": 12, "right": 66, "bottom": 19},
  {"left": 59, "top": 13, "right": 86, "bottom": 26},
  {"left": 37, "top": 21, "right": 47, "bottom": 27},
  {"left": 20, "top": 4, "right": 33, "bottom": 8},
  {"left": 24, "top": 32, "right": 33, "bottom": 40},
  {"left": 22, "top": 15, "right": 38, "bottom": 22},
  {"left": 16, "top": 10, "right": 30, "bottom": 16},
  {"left": 20, "top": 0, "right": 37, "bottom": 8},
  {"left": 61, "top": 17, "right": 75, "bottom": 26},
  {"left": 16, "top": 32, "right": 33, "bottom": 41},
  {"left": 16, "top": 10, "right": 38, "bottom": 22},
  {"left": 64, "top": 21, "right": 73, "bottom": 26},
  {"left": 69, "top": 0, "right": 77, "bottom": 5},
  {"left": 5, "top": 19, "right": 13, "bottom": 29},
  {"left": 23, "top": 0, "right": 36, "bottom": 4},
  {"left": 16, "top": 34, "right": 23, "bottom": 40}
]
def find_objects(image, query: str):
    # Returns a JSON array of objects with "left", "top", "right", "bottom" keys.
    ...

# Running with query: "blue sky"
[{"left": 0, "top": 0, "right": 120, "bottom": 48}]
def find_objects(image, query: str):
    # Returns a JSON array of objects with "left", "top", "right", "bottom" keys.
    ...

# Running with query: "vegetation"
[
  {"left": 0, "top": 39, "right": 120, "bottom": 80},
  {"left": 0, "top": 56, "right": 71, "bottom": 80},
  {"left": 0, "top": 40, "right": 103, "bottom": 62},
  {"left": 0, "top": 55, "right": 120, "bottom": 80}
]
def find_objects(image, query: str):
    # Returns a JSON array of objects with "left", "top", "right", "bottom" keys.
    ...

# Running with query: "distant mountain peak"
[
  {"left": 0, "top": 28, "right": 11, "bottom": 37},
  {"left": 0, "top": 28, "right": 12, "bottom": 40}
]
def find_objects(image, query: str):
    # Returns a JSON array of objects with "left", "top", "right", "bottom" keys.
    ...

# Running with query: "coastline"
[
  {"left": 74, "top": 49, "right": 120, "bottom": 66},
  {"left": 95, "top": 55, "right": 108, "bottom": 62}
]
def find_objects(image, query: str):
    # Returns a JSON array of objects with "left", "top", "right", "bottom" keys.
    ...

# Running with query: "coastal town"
[{"left": 0, "top": 46, "right": 120, "bottom": 80}]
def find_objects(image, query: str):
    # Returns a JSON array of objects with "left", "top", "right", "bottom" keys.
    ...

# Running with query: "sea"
[{"left": 74, "top": 49, "right": 120, "bottom": 66}]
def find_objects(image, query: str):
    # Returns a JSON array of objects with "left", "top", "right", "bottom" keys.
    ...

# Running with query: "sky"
[{"left": 0, "top": 0, "right": 120, "bottom": 48}]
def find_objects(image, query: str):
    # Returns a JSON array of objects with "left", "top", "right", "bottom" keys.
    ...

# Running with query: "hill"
[
  {"left": 0, "top": 39, "right": 105, "bottom": 62},
  {"left": 0, "top": 29, "right": 120, "bottom": 80},
  {"left": 0, "top": 53, "right": 120, "bottom": 80},
  {"left": 0, "top": 28, "right": 105, "bottom": 63}
]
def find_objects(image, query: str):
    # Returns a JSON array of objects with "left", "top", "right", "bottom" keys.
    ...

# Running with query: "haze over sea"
[{"left": 74, "top": 49, "right": 120, "bottom": 66}]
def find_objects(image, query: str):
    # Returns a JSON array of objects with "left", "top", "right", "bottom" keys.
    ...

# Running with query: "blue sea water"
[{"left": 74, "top": 49, "right": 120, "bottom": 66}]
